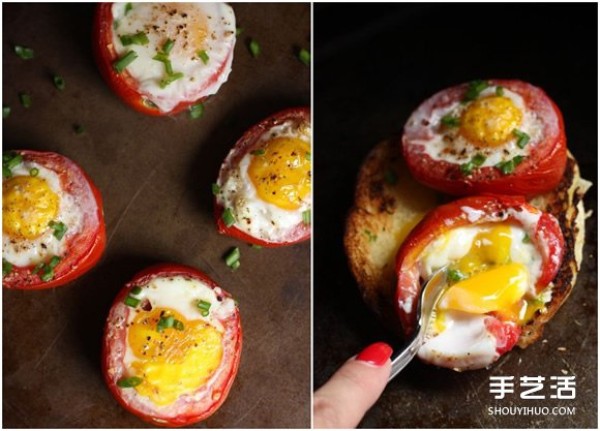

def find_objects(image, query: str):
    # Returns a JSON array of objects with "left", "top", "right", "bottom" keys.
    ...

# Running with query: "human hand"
[{"left": 313, "top": 342, "right": 392, "bottom": 428}]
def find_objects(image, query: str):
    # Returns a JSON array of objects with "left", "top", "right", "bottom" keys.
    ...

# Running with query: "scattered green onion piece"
[
  {"left": 19, "top": 93, "right": 32, "bottom": 109},
  {"left": 173, "top": 319, "right": 184, "bottom": 331},
  {"left": 130, "top": 285, "right": 142, "bottom": 296},
  {"left": 39, "top": 256, "right": 61, "bottom": 281},
  {"left": 305, "top": 151, "right": 311, "bottom": 161},
  {"left": 113, "top": 50, "right": 138, "bottom": 73},
  {"left": 249, "top": 39, "right": 260, "bottom": 58},
  {"left": 162, "top": 38, "right": 175, "bottom": 55},
  {"left": 53, "top": 75, "right": 65, "bottom": 91},
  {"left": 447, "top": 268, "right": 466, "bottom": 284},
  {"left": 298, "top": 48, "right": 310, "bottom": 66},
  {"left": 3, "top": 259, "right": 13, "bottom": 277},
  {"left": 364, "top": 229, "right": 377, "bottom": 242},
  {"left": 222, "top": 208, "right": 236, "bottom": 227},
  {"left": 189, "top": 103, "right": 204, "bottom": 119},
  {"left": 3, "top": 152, "right": 23, "bottom": 178},
  {"left": 159, "top": 72, "right": 184, "bottom": 89},
  {"left": 48, "top": 221, "right": 68, "bottom": 241},
  {"left": 197, "top": 300, "right": 211, "bottom": 316},
  {"left": 152, "top": 54, "right": 174, "bottom": 76},
  {"left": 302, "top": 209, "right": 311, "bottom": 226},
  {"left": 384, "top": 169, "right": 398, "bottom": 185},
  {"left": 236, "top": 27, "right": 243, "bottom": 37},
  {"left": 124, "top": 2, "right": 133, "bottom": 15},
  {"left": 29, "top": 167, "right": 39, "bottom": 177},
  {"left": 225, "top": 247, "right": 241, "bottom": 267},
  {"left": 522, "top": 233, "right": 531, "bottom": 244},
  {"left": 117, "top": 376, "right": 142, "bottom": 388},
  {"left": 33, "top": 262, "right": 45, "bottom": 274},
  {"left": 463, "top": 79, "right": 489, "bottom": 102},
  {"left": 251, "top": 244, "right": 262, "bottom": 249},
  {"left": 124, "top": 296, "right": 140, "bottom": 308},
  {"left": 152, "top": 52, "right": 169, "bottom": 62},
  {"left": 441, "top": 113, "right": 460, "bottom": 127},
  {"left": 3, "top": 106, "right": 10, "bottom": 119},
  {"left": 157, "top": 315, "right": 175, "bottom": 332},
  {"left": 200, "top": 309, "right": 209, "bottom": 317},
  {"left": 495, "top": 155, "right": 524, "bottom": 175},
  {"left": 230, "top": 260, "right": 241, "bottom": 271},
  {"left": 251, "top": 149, "right": 265, "bottom": 156},
  {"left": 120, "top": 32, "right": 149, "bottom": 46},
  {"left": 495, "top": 86, "right": 504, "bottom": 96},
  {"left": 513, "top": 129, "right": 530, "bottom": 149},
  {"left": 198, "top": 50, "right": 209, "bottom": 64},
  {"left": 460, "top": 153, "right": 486, "bottom": 176},
  {"left": 48, "top": 256, "right": 61, "bottom": 268},
  {"left": 212, "top": 183, "right": 221, "bottom": 196},
  {"left": 14, "top": 45, "right": 34, "bottom": 60}
]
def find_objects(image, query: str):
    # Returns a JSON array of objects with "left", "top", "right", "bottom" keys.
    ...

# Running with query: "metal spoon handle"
[{"left": 388, "top": 332, "right": 423, "bottom": 381}]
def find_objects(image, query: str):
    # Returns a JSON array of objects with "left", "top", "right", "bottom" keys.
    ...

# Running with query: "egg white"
[
  {"left": 111, "top": 3, "right": 236, "bottom": 112},
  {"left": 217, "top": 121, "right": 312, "bottom": 243},
  {"left": 2, "top": 162, "right": 84, "bottom": 267}
]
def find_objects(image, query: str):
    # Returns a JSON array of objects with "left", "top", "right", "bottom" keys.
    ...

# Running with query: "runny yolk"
[
  {"left": 3, "top": 176, "right": 59, "bottom": 239},
  {"left": 460, "top": 96, "right": 523, "bottom": 147},
  {"left": 127, "top": 307, "right": 223, "bottom": 406},
  {"left": 247, "top": 137, "right": 311, "bottom": 210}
]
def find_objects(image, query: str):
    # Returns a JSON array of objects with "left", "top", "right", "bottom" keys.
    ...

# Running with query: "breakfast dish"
[
  {"left": 103, "top": 264, "right": 242, "bottom": 427},
  {"left": 3, "top": 150, "right": 106, "bottom": 289},
  {"left": 402, "top": 80, "right": 567, "bottom": 196},
  {"left": 93, "top": 3, "right": 236, "bottom": 115},
  {"left": 214, "top": 107, "right": 312, "bottom": 247}
]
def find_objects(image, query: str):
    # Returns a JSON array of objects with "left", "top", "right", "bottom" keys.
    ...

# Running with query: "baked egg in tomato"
[
  {"left": 396, "top": 195, "right": 564, "bottom": 370},
  {"left": 103, "top": 264, "right": 241, "bottom": 427},
  {"left": 214, "top": 107, "right": 311, "bottom": 247},
  {"left": 2, "top": 150, "right": 105, "bottom": 289},
  {"left": 93, "top": 3, "right": 236, "bottom": 115},
  {"left": 402, "top": 80, "right": 567, "bottom": 196}
]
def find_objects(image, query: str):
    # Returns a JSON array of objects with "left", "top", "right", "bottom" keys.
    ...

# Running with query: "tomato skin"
[
  {"left": 102, "top": 264, "right": 242, "bottom": 428},
  {"left": 3, "top": 151, "right": 106, "bottom": 290},
  {"left": 214, "top": 107, "right": 311, "bottom": 247},
  {"left": 402, "top": 80, "right": 567, "bottom": 196},
  {"left": 395, "top": 195, "right": 564, "bottom": 337}
]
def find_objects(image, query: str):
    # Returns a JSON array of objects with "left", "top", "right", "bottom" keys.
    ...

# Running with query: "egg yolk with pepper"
[
  {"left": 460, "top": 96, "right": 523, "bottom": 147},
  {"left": 128, "top": 307, "right": 223, "bottom": 406},
  {"left": 3, "top": 176, "right": 59, "bottom": 239},
  {"left": 248, "top": 137, "right": 311, "bottom": 210}
]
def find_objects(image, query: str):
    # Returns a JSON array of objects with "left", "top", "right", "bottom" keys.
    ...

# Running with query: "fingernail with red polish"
[{"left": 356, "top": 342, "right": 393, "bottom": 367}]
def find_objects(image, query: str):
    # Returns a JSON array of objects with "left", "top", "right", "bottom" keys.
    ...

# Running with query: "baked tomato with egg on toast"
[
  {"left": 395, "top": 195, "right": 564, "bottom": 370},
  {"left": 402, "top": 80, "right": 567, "bottom": 196},
  {"left": 93, "top": 3, "right": 236, "bottom": 116},
  {"left": 102, "top": 263, "right": 242, "bottom": 427},
  {"left": 2, "top": 150, "right": 105, "bottom": 289},
  {"left": 214, "top": 107, "right": 312, "bottom": 247}
]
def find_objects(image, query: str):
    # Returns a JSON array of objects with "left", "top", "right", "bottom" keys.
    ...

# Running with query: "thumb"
[{"left": 313, "top": 342, "right": 392, "bottom": 428}]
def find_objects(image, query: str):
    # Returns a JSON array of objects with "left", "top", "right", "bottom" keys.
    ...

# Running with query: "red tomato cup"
[
  {"left": 395, "top": 195, "right": 564, "bottom": 370},
  {"left": 2, "top": 150, "right": 106, "bottom": 289},
  {"left": 102, "top": 264, "right": 242, "bottom": 427},
  {"left": 402, "top": 80, "right": 567, "bottom": 196},
  {"left": 93, "top": 3, "right": 236, "bottom": 116},
  {"left": 214, "top": 107, "right": 312, "bottom": 247}
]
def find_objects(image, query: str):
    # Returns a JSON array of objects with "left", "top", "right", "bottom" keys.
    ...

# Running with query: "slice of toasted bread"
[{"left": 345, "top": 139, "right": 591, "bottom": 346}]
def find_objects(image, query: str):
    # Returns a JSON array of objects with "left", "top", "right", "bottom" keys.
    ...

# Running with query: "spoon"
[{"left": 388, "top": 267, "right": 448, "bottom": 381}]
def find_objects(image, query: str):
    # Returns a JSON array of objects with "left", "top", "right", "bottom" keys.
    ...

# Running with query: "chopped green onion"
[
  {"left": 152, "top": 54, "right": 174, "bottom": 75},
  {"left": 53, "top": 75, "right": 65, "bottom": 91},
  {"left": 222, "top": 207, "right": 235, "bottom": 227},
  {"left": 113, "top": 50, "right": 138, "bottom": 73},
  {"left": 236, "top": 27, "right": 243, "bottom": 37},
  {"left": 14, "top": 45, "right": 34, "bottom": 60},
  {"left": 159, "top": 72, "right": 184, "bottom": 89},
  {"left": 463, "top": 79, "right": 489, "bottom": 102},
  {"left": 162, "top": 38, "right": 175, "bottom": 55},
  {"left": 197, "top": 50, "right": 209, "bottom": 64},
  {"left": 33, "top": 262, "right": 45, "bottom": 274},
  {"left": 3, "top": 258, "right": 13, "bottom": 277},
  {"left": 3, "top": 106, "right": 10, "bottom": 119},
  {"left": 305, "top": 151, "right": 311, "bottom": 161},
  {"left": 522, "top": 233, "right": 531, "bottom": 244},
  {"left": 495, "top": 86, "right": 504, "bottom": 96},
  {"left": 117, "top": 376, "right": 142, "bottom": 388},
  {"left": 384, "top": 169, "right": 398, "bottom": 185},
  {"left": 225, "top": 247, "right": 241, "bottom": 267},
  {"left": 302, "top": 209, "right": 311, "bottom": 226},
  {"left": 3, "top": 152, "right": 23, "bottom": 178},
  {"left": 19, "top": 92, "right": 31, "bottom": 109},
  {"left": 124, "top": 296, "right": 140, "bottom": 308},
  {"left": 29, "top": 167, "right": 39, "bottom": 177},
  {"left": 197, "top": 300, "right": 211, "bottom": 316},
  {"left": 298, "top": 48, "right": 310, "bottom": 66},
  {"left": 212, "top": 183, "right": 221, "bottom": 196},
  {"left": 120, "top": 32, "right": 149, "bottom": 46},
  {"left": 496, "top": 155, "right": 524, "bottom": 175},
  {"left": 73, "top": 124, "right": 85, "bottom": 135},
  {"left": 48, "top": 221, "right": 68, "bottom": 240},
  {"left": 130, "top": 285, "right": 142, "bottom": 296},
  {"left": 230, "top": 260, "right": 241, "bottom": 271},
  {"left": 460, "top": 153, "right": 486, "bottom": 176},
  {"left": 251, "top": 244, "right": 262, "bottom": 249},
  {"left": 249, "top": 39, "right": 260, "bottom": 58},
  {"left": 441, "top": 113, "right": 460, "bottom": 127},
  {"left": 447, "top": 268, "right": 466, "bottom": 284},
  {"left": 157, "top": 315, "right": 175, "bottom": 332},
  {"left": 251, "top": 149, "right": 265, "bottom": 156},
  {"left": 173, "top": 319, "right": 184, "bottom": 331},
  {"left": 48, "top": 256, "right": 61, "bottom": 268},
  {"left": 189, "top": 103, "right": 204, "bottom": 119},
  {"left": 513, "top": 129, "right": 530, "bottom": 149},
  {"left": 124, "top": 2, "right": 133, "bottom": 15},
  {"left": 364, "top": 229, "right": 377, "bottom": 242},
  {"left": 37, "top": 256, "right": 61, "bottom": 282}
]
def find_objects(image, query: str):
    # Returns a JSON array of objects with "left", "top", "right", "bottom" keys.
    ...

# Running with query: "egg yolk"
[
  {"left": 127, "top": 307, "right": 223, "bottom": 406},
  {"left": 248, "top": 137, "right": 311, "bottom": 210},
  {"left": 149, "top": 4, "right": 208, "bottom": 57},
  {"left": 3, "top": 176, "right": 59, "bottom": 239},
  {"left": 460, "top": 96, "right": 523, "bottom": 147}
]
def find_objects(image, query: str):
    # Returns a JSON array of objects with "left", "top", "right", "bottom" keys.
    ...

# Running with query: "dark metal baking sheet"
[
  {"left": 314, "top": 3, "right": 597, "bottom": 428},
  {"left": 3, "top": 3, "right": 310, "bottom": 428}
]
